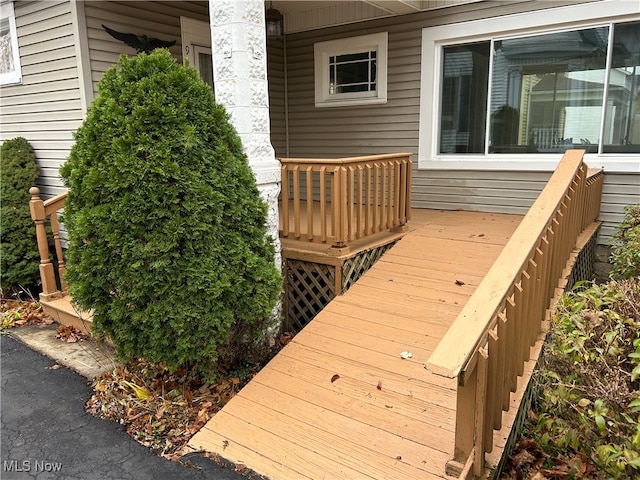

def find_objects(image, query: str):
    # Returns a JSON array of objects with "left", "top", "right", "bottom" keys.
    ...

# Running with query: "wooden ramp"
[{"left": 188, "top": 209, "right": 523, "bottom": 479}]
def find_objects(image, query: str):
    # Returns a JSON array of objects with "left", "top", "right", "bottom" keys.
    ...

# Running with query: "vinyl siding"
[
  {"left": 0, "top": 0, "right": 83, "bottom": 198},
  {"left": 274, "top": 0, "right": 639, "bottom": 245},
  {"left": 267, "top": 37, "right": 287, "bottom": 157}
]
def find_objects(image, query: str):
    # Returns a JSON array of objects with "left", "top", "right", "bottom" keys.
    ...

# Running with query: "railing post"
[
  {"left": 29, "top": 187, "right": 57, "bottom": 298},
  {"left": 280, "top": 164, "right": 290, "bottom": 238},
  {"left": 447, "top": 366, "right": 477, "bottom": 477},
  {"left": 330, "top": 166, "right": 349, "bottom": 253}
]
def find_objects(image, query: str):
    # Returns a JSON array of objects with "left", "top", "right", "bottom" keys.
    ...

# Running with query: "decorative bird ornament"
[{"left": 102, "top": 24, "right": 176, "bottom": 54}]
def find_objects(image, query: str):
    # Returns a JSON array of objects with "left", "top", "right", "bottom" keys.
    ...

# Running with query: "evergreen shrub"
[
  {"left": 1, "top": 137, "right": 40, "bottom": 295},
  {"left": 610, "top": 204, "right": 640, "bottom": 280},
  {"left": 60, "top": 50, "right": 282, "bottom": 374}
]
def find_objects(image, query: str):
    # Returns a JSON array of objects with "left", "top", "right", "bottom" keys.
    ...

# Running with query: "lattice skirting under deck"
[{"left": 283, "top": 240, "right": 398, "bottom": 334}]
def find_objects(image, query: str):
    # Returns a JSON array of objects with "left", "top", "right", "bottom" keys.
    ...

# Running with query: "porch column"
[{"left": 208, "top": 0, "right": 281, "bottom": 267}]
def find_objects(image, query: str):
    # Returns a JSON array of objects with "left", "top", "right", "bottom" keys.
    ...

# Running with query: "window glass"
[
  {"left": 0, "top": 16, "right": 15, "bottom": 74},
  {"left": 603, "top": 22, "right": 640, "bottom": 153},
  {"left": 489, "top": 27, "right": 609, "bottom": 154},
  {"left": 329, "top": 50, "right": 377, "bottom": 95},
  {"left": 0, "top": 1, "right": 21, "bottom": 85},
  {"left": 439, "top": 42, "right": 490, "bottom": 154}
]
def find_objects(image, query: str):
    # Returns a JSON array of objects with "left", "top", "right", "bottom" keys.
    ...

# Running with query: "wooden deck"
[{"left": 187, "top": 208, "right": 524, "bottom": 479}]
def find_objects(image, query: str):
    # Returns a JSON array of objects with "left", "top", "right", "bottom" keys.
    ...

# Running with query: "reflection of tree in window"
[
  {"left": 439, "top": 42, "right": 490, "bottom": 154},
  {"left": 604, "top": 21, "right": 640, "bottom": 153},
  {"left": 0, "top": 18, "right": 15, "bottom": 74},
  {"left": 490, "top": 27, "right": 608, "bottom": 154}
]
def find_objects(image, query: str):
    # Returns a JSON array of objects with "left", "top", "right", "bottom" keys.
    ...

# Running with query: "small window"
[
  {"left": 315, "top": 32, "right": 387, "bottom": 108},
  {"left": 0, "top": 1, "right": 21, "bottom": 85}
]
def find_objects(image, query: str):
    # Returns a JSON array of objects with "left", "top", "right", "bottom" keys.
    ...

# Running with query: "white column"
[{"left": 209, "top": 0, "right": 281, "bottom": 267}]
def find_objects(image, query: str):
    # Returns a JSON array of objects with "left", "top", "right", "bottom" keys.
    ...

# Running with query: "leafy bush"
[
  {"left": 0, "top": 137, "right": 40, "bottom": 295},
  {"left": 60, "top": 50, "right": 281, "bottom": 375},
  {"left": 522, "top": 280, "right": 640, "bottom": 478},
  {"left": 610, "top": 204, "right": 640, "bottom": 280}
]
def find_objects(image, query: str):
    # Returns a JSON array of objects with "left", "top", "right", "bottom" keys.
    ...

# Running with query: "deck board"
[{"left": 188, "top": 209, "right": 523, "bottom": 479}]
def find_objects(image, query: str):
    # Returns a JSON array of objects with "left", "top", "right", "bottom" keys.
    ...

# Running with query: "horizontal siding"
[
  {"left": 275, "top": 0, "right": 638, "bottom": 245},
  {"left": 0, "top": 0, "right": 82, "bottom": 198},
  {"left": 83, "top": 0, "right": 208, "bottom": 97},
  {"left": 411, "top": 169, "right": 640, "bottom": 245},
  {"left": 267, "top": 37, "right": 287, "bottom": 157}
]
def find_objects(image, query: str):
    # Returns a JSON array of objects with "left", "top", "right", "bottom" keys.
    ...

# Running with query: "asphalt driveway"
[{"left": 1, "top": 334, "right": 244, "bottom": 480}]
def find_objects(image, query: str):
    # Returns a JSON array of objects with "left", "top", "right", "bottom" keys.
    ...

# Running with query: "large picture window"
[
  {"left": 439, "top": 24, "right": 638, "bottom": 156},
  {"left": 419, "top": 3, "right": 639, "bottom": 170},
  {"left": 0, "top": 1, "right": 22, "bottom": 85}
]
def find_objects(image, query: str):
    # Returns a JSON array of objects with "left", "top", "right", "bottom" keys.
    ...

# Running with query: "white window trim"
[
  {"left": 418, "top": 1, "right": 640, "bottom": 173},
  {"left": 314, "top": 32, "right": 387, "bottom": 108},
  {"left": 0, "top": 0, "right": 22, "bottom": 86}
]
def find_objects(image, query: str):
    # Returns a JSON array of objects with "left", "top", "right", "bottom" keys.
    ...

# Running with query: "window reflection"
[{"left": 604, "top": 22, "right": 640, "bottom": 153}]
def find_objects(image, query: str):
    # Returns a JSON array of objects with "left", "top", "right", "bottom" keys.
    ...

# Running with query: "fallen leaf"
[
  {"left": 48, "top": 364, "right": 62, "bottom": 370},
  {"left": 455, "top": 279, "right": 465, "bottom": 286},
  {"left": 376, "top": 380, "right": 382, "bottom": 390},
  {"left": 331, "top": 374, "right": 340, "bottom": 383},
  {"left": 400, "top": 351, "right": 413, "bottom": 359}
]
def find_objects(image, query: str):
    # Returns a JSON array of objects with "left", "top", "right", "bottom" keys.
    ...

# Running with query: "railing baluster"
[
  {"left": 348, "top": 166, "right": 355, "bottom": 241},
  {"left": 305, "top": 166, "right": 314, "bottom": 240},
  {"left": 49, "top": 212, "right": 67, "bottom": 293},
  {"left": 365, "top": 165, "right": 371, "bottom": 236},
  {"left": 373, "top": 163, "right": 380, "bottom": 232},
  {"left": 293, "top": 166, "right": 301, "bottom": 239},
  {"left": 357, "top": 166, "right": 364, "bottom": 239},
  {"left": 387, "top": 161, "right": 393, "bottom": 229},
  {"left": 320, "top": 167, "right": 327, "bottom": 242}
]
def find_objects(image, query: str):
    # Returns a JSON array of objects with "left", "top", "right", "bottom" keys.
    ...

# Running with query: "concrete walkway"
[{"left": 1, "top": 332, "right": 244, "bottom": 480}]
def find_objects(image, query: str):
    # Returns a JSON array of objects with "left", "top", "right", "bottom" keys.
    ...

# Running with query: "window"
[
  {"left": 0, "top": 1, "right": 21, "bottom": 85},
  {"left": 419, "top": 2, "right": 640, "bottom": 171},
  {"left": 315, "top": 32, "right": 387, "bottom": 108}
]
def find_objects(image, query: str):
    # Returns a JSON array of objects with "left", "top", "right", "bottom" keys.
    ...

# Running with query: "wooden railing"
[
  {"left": 279, "top": 153, "right": 412, "bottom": 253},
  {"left": 425, "top": 150, "right": 604, "bottom": 478},
  {"left": 29, "top": 187, "right": 68, "bottom": 301}
]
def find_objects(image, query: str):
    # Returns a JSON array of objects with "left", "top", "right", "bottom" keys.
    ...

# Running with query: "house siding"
[
  {"left": 0, "top": 0, "right": 83, "bottom": 198},
  {"left": 267, "top": 37, "right": 287, "bottom": 157},
  {"left": 275, "top": 0, "right": 639, "bottom": 245},
  {"left": 83, "top": 0, "right": 208, "bottom": 97}
]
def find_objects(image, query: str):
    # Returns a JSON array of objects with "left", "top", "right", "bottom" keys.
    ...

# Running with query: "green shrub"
[
  {"left": 526, "top": 280, "right": 640, "bottom": 478},
  {"left": 610, "top": 204, "right": 640, "bottom": 280},
  {"left": 0, "top": 137, "right": 40, "bottom": 295},
  {"left": 60, "top": 50, "right": 282, "bottom": 375}
]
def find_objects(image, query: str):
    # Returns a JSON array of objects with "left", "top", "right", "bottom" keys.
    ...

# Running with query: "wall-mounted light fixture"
[{"left": 265, "top": 1, "right": 283, "bottom": 39}]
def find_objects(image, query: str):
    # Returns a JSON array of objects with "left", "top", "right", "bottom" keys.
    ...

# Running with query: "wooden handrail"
[
  {"left": 279, "top": 153, "right": 412, "bottom": 253},
  {"left": 425, "top": 150, "right": 604, "bottom": 477},
  {"left": 29, "top": 187, "right": 68, "bottom": 300}
]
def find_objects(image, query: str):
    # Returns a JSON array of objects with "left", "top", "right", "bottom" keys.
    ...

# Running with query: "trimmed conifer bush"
[
  {"left": 1, "top": 137, "right": 40, "bottom": 295},
  {"left": 60, "top": 50, "right": 281, "bottom": 374}
]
